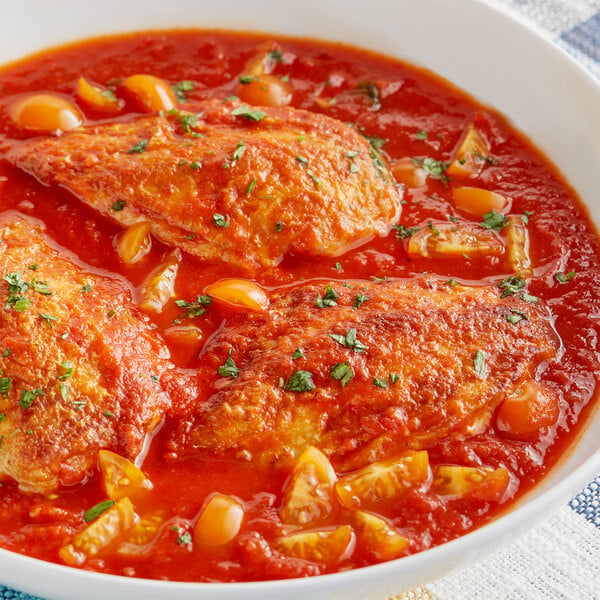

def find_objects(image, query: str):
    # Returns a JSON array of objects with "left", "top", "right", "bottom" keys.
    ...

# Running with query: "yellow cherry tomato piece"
[
  {"left": 354, "top": 510, "right": 409, "bottom": 560},
  {"left": 138, "top": 249, "right": 180, "bottom": 313},
  {"left": 452, "top": 186, "right": 509, "bottom": 217},
  {"left": 281, "top": 446, "right": 337, "bottom": 527},
  {"left": 447, "top": 125, "right": 490, "bottom": 177},
  {"left": 205, "top": 278, "right": 269, "bottom": 312},
  {"left": 116, "top": 221, "right": 152, "bottom": 265},
  {"left": 505, "top": 215, "right": 533, "bottom": 276},
  {"left": 274, "top": 525, "right": 354, "bottom": 565},
  {"left": 77, "top": 77, "right": 122, "bottom": 114},
  {"left": 335, "top": 451, "right": 429, "bottom": 509},
  {"left": 194, "top": 493, "right": 245, "bottom": 549},
  {"left": 10, "top": 93, "right": 82, "bottom": 132},
  {"left": 98, "top": 449, "right": 152, "bottom": 501},
  {"left": 391, "top": 158, "right": 427, "bottom": 188},
  {"left": 237, "top": 74, "right": 291, "bottom": 107},
  {"left": 59, "top": 497, "right": 136, "bottom": 566},
  {"left": 123, "top": 74, "right": 177, "bottom": 112},
  {"left": 432, "top": 465, "right": 510, "bottom": 502}
]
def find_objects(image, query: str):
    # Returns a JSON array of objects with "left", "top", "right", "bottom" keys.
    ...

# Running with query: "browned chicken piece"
[
  {"left": 0, "top": 213, "right": 172, "bottom": 493},
  {"left": 168, "top": 278, "right": 558, "bottom": 470},
  {"left": 3, "top": 99, "right": 401, "bottom": 270}
]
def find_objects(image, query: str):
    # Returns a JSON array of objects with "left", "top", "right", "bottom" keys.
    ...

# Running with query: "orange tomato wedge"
[
  {"left": 452, "top": 187, "right": 509, "bottom": 217},
  {"left": 497, "top": 380, "right": 560, "bottom": 437},
  {"left": 407, "top": 223, "right": 504, "bottom": 259},
  {"left": 122, "top": 74, "right": 177, "bottom": 112},
  {"left": 205, "top": 279, "right": 269, "bottom": 312},
  {"left": 237, "top": 74, "right": 291, "bottom": 107},
  {"left": 59, "top": 497, "right": 136, "bottom": 566},
  {"left": 505, "top": 215, "right": 533, "bottom": 276},
  {"left": 335, "top": 451, "right": 429, "bottom": 509},
  {"left": 138, "top": 250, "right": 181, "bottom": 313},
  {"left": 353, "top": 510, "right": 409, "bottom": 560},
  {"left": 194, "top": 493, "right": 245, "bottom": 549},
  {"left": 432, "top": 465, "right": 510, "bottom": 502},
  {"left": 274, "top": 525, "right": 354, "bottom": 565},
  {"left": 77, "top": 77, "right": 122, "bottom": 114},
  {"left": 10, "top": 93, "right": 83, "bottom": 132},
  {"left": 391, "top": 158, "right": 427, "bottom": 188},
  {"left": 447, "top": 125, "right": 490, "bottom": 177},
  {"left": 98, "top": 449, "right": 152, "bottom": 501},
  {"left": 281, "top": 446, "right": 337, "bottom": 527},
  {"left": 117, "top": 512, "right": 164, "bottom": 556},
  {"left": 116, "top": 221, "right": 152, "bottom": 265}
]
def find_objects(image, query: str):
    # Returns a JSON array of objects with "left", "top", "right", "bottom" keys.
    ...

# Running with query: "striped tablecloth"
[{"left": 1, "top": 1, "right": 600, "bottom": 599}]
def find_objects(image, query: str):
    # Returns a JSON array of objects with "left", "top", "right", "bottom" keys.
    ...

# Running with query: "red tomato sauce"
[{"left": 0, "top": 30, "right": 599, "bottom": 582}]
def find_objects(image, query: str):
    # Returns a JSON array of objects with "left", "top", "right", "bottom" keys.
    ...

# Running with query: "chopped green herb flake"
[
  {"left": 329, "top": 328, "right": 368, "bottom": 353},
  {"left": 520, "top": 292, "right": 539, "bottom": 304},
  {"left": 59, "top": 383, "right": 69, "bottom": 401},
  {"left": 0, "top": 377, "right": 12, "bottom": 398},
  {"left": 104, "top": 411, "right": 114, "bottom": 418},
  {"left": 268, "top": 49, "right": 284, "bottom": 64},
  {"left": 232, "top": 140, "right": 246, "bottom": 165},
  {"left": 498, "top": 276, "right": 526, "bottom": 298},
  {"left": 107, "top": 309, "right": 116, "bottom": 318},
  {"left": 213, "top": 213, "right": 230, "bottom": 228},
  {"left": 414, "top": 157, "right": 450, "bottom": 183},
  {"left": 365, "top": 136, "right": 386, "bottom": 150},
  {"left": 246, "top": 177, "right": 258, "bottom": 195},
  {"left": 275, "top": 221, "right": 284, "bottom": 232},
  {"left": 292, "top": 348, "right": 304, "bottom": 360},
  {"left": 189, "top": 161, "right": 202, "bottom": 170},
  {"left": 58, "top": 361, "right": 75, "bottom": 380},
  {"left": 238, "top": 75, "right": 259, "bottom": 84},
  {"left": 278, "top": 377, "right": 285, "bottom": 389},
  {"left": 373, "top": 377, "right": 388, "bottom": 389},
  {"left": 172, "top": 80, "right": 194, "bottom": 102},
  {"left": 126, "top": 139, "right": 149, "bottom": 154},
  {"left": 480, "top": 210, "right": 508, "bottom": 231},
  {"left": 80, "top": 284, "right": 92, "bottom": 293},
  {"left": 473, "top": 349, "right": 486, "bottom": 378},
  {"left": 315, "top": 284, "right": 339, "bottom": 308},
  {"left": 218, "top": 350, "right": 241, "bottom": 379},
  {"left": 112, "top": 200, "right": 126, "bottom": 212},
  {"left": 331, "top": 361, "right": 354, "bottom": 388},
  {"left": 285, "top": 370, "right": 315, "bottom": 392},
  {"left": 2, "top": 349, "right": 12, "bottom": 357},
  {"left": 231, "top": 105, "right": 267, "bottom": 122},
  {"left": 28, "top": 264, "right": 38, "bottom": 271},
  {"left": 416, "top": 129, "right": 428, "bottom": 140},
  {"left": 353, "top": 294, "right": 370, "bottom": 309},
  {"left": 173, "top": 295, "right": 212, "bottom": 323},
  {"left": 176, "top": 531, "right": 192, "bottom": 545},
  {"left": 19, "top": 388, "right": 43, "bottom": 409},
  {"left": 427, "top": 221, "right": 441, "bottom": 236},
  {"left": 84, "top": 500, "right": 116, "bottom": 522},
  {"left": 389, "top": 373, "right": 400, "bottom": 384},
  {"left": 506, "top": 310, "right": 529, "bottom": 325},
  {"left": 296, "top": 155, "right": 309, "bottom": 165},
  {"left": 445, "top": 278, "right": 458, "bottom": 288},
  {"left": 38, "top": 313, "right": 58, "bottom": 328},
  {"left": 392, "top": 224, "right": 420, "bottom": 239},
  {"left": 101, "top": 89, "right": 117, "bottom": 102},
  {"left": 554, "top": 271, "right": 576, "bottom": 284}
]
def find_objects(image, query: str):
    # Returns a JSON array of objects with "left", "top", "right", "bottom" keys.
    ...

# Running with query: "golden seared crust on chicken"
[
  {"left": 4, "top": 99, "right": 400, "bottom": 270},
  {"left": 0, "top": 213, "right": 172, "bottom": 493},
  {"left": 168, "top": 278, "right": 558, "bottom": 469}
]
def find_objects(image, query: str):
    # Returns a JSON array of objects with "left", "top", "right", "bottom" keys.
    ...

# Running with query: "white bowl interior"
[{"left": 1, "top": 1, "right": 600, "bottom": 599}]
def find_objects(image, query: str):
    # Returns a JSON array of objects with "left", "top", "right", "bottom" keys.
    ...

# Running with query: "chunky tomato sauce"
[{"left": 0, "top": 31, "right": 599, "bottom": 582}]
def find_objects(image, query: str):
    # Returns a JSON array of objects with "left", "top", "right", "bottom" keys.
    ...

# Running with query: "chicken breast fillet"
[
  {"left": 0, "top": 213, "right": 172, "bottom": 493},
  {"left": 168, "top": 278, "right": 559, "bottom": 470},
  {"left": 3, "top": 99, "right": 400, "bottom": 270}
]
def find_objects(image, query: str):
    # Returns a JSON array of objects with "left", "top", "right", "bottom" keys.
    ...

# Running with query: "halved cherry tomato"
[
  {"left": 281, "top": 446, "right": 337, "bottom": 527},
  {"left": 10, "top": 93, "right": 82, "bottom": 132},
  {"left": 76, "top": 77, "right": 122, "bottom": 114},
  {"left": 407, "top": 223, "right": 504, "bottom": 259},
  {"left": 505, "top": 215, "right": 533, "bottom": 276},
  {"left": 353, "top": 510, "right": 409, "bottom": 560},
  {"left": 391, "top": 158, "right": 427, "bottom": 188},
  {"left": 432, "top": 465, "right": 510, "bottom": 502},
  {"left": 237, "top": 74, "right": 291, "bottom": 107},
  {"left": 97, "top": 449, "right": 152, "bottom": 501},
  {"left": 117, "top": 512, "right": 164, "bottom": 556},
  {"left": 116, "top": 221, "right": 152, "bottom": 265},
  {"left": 452, "top": 187, "right": 509, "bottom": 216},
  {"left": 274, "top": 525, "right": 354, "bottom": 565},
  {"left": 138, "top": 249, "right": 181, "bottom": 313},
  {"left": 194, "top": 493, "right": 245, "bottom": 549},
  {"left": 122, "top": 74, "right": 177, "bottom": 112},
  {"left": 447, "top": 125, "right": 490, "bottom": 177},
  {"left": 335, "top": 451, "right": 429, "bottom": 509},
  {"left": 59, "top": 497, "right": 136, "bottom": 566},
  {"left": 497, "top": 381, "right": 560, "bottom": 437},
  {"left": 205, "top": 279, "right": 269, "bottom": 312}
]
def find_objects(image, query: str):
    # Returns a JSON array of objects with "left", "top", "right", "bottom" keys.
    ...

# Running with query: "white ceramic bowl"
[{"left": 1, "top": 1, "right": 600, "bottom": 598}]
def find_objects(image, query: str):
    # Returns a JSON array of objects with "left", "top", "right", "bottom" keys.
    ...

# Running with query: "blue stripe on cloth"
[
  {"left": 0, "top": 586, "right": 40, "bottom": 600},
  {"left": 560, "top": 10, "right": 600, "bottom": 63},
  {"left": 569, "top": 474, "right": 600, "bottom": 528}
]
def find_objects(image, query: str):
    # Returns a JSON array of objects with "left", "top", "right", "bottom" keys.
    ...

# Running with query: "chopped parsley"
[
  {"left": 331, "top": 361, "right": 354, "bottom": 387},
  {"left": 32, "top": 280, "right": 52, "bottom": 295},
  {"left": 521, "top": 210, "right": 534, "bottom": 225},
  {"left": 498, "top": 276, "right": 526, "bottom": 298},
  {"left": 217, "top": 350, "right": 241, "bottom": 379},
  {"left": 172, "top": 80, "right": 195, "bottom": 102},
  {"left": 315, "top": 284, "right": 339, "bottom": 308},
  {"left": 292, "top": 348, "right": 304, "bottom": 360},
  {"left": 101, "top": 89, "right": 117, "bottom": 103},
  {"left": 392, "top": 224, "right": 420, "bottom": 239},
  {"left": 389, "top": 373, "right": 400, "bottom": 384},
  {"left": 415, "top": 129, "right": 428, "bottom": 140},
  {"left": 238, "top": 75, "right": 259, "bottom": 84},
  {"left": 59, "top": 383, "right": 69, "bottom": 401},
  {"left": 306, "top": 169, "right": 321, "bottom": 187},
  {"left": 275, "top": 221, "right": 284, "bottom": 232},
  {"left": 427, "top": 221, "right": 441, "bottom": 236},
  {"left": 356, "top": 81, "right": 381, "bottom": 110},
  {"left": 296, "top": 156, "right": 309, "bottom": 165},
  {"left": 365, "top": 136, "right": 386, "bottom": 150},
  {"left": 80, "top": 284, "right": 92, "bottom": 293},
  {"left": 3, "top": 272, "right": 30, "bottom": 311},
  {"left": 0, "top": 376, "right": 12, "bottom": 398},
  {"left": 480, "top": 210, "right": 508, "bottom": 231},
  {"left": 413, "top": 157, "right": 450, "bottom": 183},
  {"left": 111, "top": 200, "right": 126, "bottom": 212},
  {"left": 178, "top": 113, "right": 198, "bottom": 133},
  {"left": 445, "top": 278, "right": 458, "bottom": 288},
  {"left": 58, "top": 361, "right": 75, "bottom": 380},
  {"left": 19, "top": 388, "right": 44, "bottom": 409},
  {"left": 246, "top": 178, "right": 257, "bottom": 195},
  {"left": 373, "top": 377, "right": 388, "bottom": 389},
  {"left": 1, "top": 349, "right": 11, "bottom": 357},
  {"left": 473, "top": 349, "right": 486, "bottom": 378},
  {"left": 506, "top": 309, "right": 529, "bottom": 325},
  {"left": 232, "top": 140, "right": 246, "bottom": 165},
  {"left": 213, "top": 213, "right": 230, "bottom": 228},
  {"left": 329, "top": 328, "right": 368, "bottom": 353},
  {"left": 126, "top": 139, "right": 149, "bottom": 154},
  {"left": 176, "top": 530, "right": 192, "bottom": 545},
  {"left": 38, "top": 313, "right": 58, "bottom": 328},
  {"left": 353, "top": 294, "right": 370, "bottom": 309},
  {"left": 231, "top": 105, "right": 267, "bottom": 122},
  {"left": 285, "top": 370, "right": 315, "bottom": 392},
  {"left": 173, "top": 295, "right": 212, "bottom": 323},
  {"left": 84, "top": 500, "right": 115, "bottom": 522},
  {"left": 555, "top": 271, "right": 576, "bottom": 284},
  {"left": 189, "top": 161, "right": 202, "bottom": 170},
  {"left": 268, "top": 49, "right": 284, "bottom": 64}
]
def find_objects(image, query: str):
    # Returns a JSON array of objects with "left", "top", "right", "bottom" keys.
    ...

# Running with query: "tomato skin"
[
  {"left": 353, "top": 510, "right": 409, "bottom": 560},
  {"left": 9, "top": 93, "right": 82, "bottom": 132},
  {"left": 205, "top": 278, "right": 269, "bottom": 312},
  {"left": 122, "top": 74, "right": 177, "bottom": 112},
  {"left": 432, "top": 465, "right": 510, "bottom": 502},
  {"left": 274, "top": 525, "right": 354, "bottom": 565}
]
